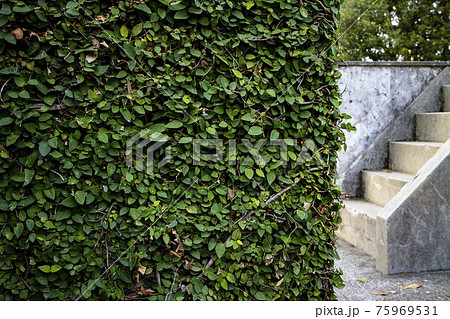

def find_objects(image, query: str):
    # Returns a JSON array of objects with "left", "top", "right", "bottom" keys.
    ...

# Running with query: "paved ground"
[{"left": 335, "top": 239, "right": 450, "bottom": 301}]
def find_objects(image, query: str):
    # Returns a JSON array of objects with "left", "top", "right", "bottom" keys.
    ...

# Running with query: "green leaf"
[
  {"left": 179, "top": 137, "right": 192, "bottom": 143},
  {"left": 4, "top": 33, "right": 16, "bottom": 44},
  {"left": 267, "top": 171, "right": 276, "bottom": 185},
  {"left": 232, "top": 69, "right": 243, "bottom": 78},
  {"left": 132, "top": 23, "right": 143, "bottom": 36},
  {"left": 254, "top": 291, "right": 267, "bottom": 300},
  {"left": 18, "top": 90, "right": 30, "bottom": 99},
  {"left": 266, "top": 89, "right": 276, "bottom": 97},
  {"left": 329, "top": 97, "right": 340, "bottom": 107},
  {"left": 232, "top": 10, "right": 245, "bottom": 19},
  {"left": 26, "top": 219, "right": 34, "bottom": 231},
  {"left": 300, "top": 8, "right": 308, "bottom": 18},
  {"left": 221, "top": 280, "right": 228, "bottom": 290},
  {"left": 208, "top": 238, "right": 216, "bottom": 250},
  {"left": 232, "top": 229, "right": 241, "bottom": 240},
  {"left": 206, "top": 127, "right": 216, "bottom": 135},
  {"left": 190, "top": 49, "right": 201, "bottom": 57},
  {"left": 300, "top": 245, "right": 307, "bottom": 255},
  {"left": 81, "top": 284, "right": 91, "bottom": 299},
  {"left": 120, "top": 25, "right": 129, "bottom": 37},
  {"left": 186, "top": 206, "right": 198, "bottom": 214},
  {"left": 241, "top": 113, "right": 254, "bottom": 122},
  {"left": 174, "top": 10, "right": 189, "bottom": 19},
  {"left": 226, "top": 273, "right": 236, "bottom": 283},
  {"left": 166, "top": 120, "right": 183, "bottom": 128},
  {"left": 23, "top": 169, "right": 34, "bottom": 186},
  {"left": 0, "top": 117, "right": 13, "bottom": 126},
  {"left": 74, "top": 191, "right": 86, "bottom": 205},
  {"left": 255, "top": 169, "right": 264, "bottom": 177},
  {"left": 195, "top": 223, "right": 205, "bottom": 231},
  {"left": 38, "top": 141, "right": 51, "bottom": 156},
  {"left": 134, "top": 3, "right": 152, "bottom": 14},
  {"left": 55, "top": 210, "right": 71, "bottom": 221},
  {"left": 61, "top": 197, "right": 77, "bottom": 208},
  {"left": 107, "top": 163, "right": 116, "bottom": 177},
  {"left": 14, "top": 223, "right": 24, "bottom": 237},
  {"left": 44, "top": 220, "right": 55, "bottom": 228},
  {"left": 43, "top": 95, "right": 56, "bottom": 106},
  {"left": 72, "top": 214, "right": 83, "bottom": 223},
  {"left": 216, "top": 185, "right": 227, "bottom": 195},
  {"left": 244, "top": 168, "right": 254, "bottom": 179},
  {"left": 123, "top": 43, "right": 136, "bottom": 59},
  {"left": 299, "top": 111, "right": 311, "bottom": 118},
  {"left": 14, "top": 77, "right": 26, "bottom": 87},
  {"left": 163, "top": 233, "right": 170, "bottom": 245},
  {"left": 286, "top": 96, "right": 295, "bottom": 105},
  {"left": 36, "top": 275, "right": 48, "bottom": 286},
  {"left": 98, "top": 132, "right": 109, "bottom": 143},
  {"left": 50, "top": 265, "right": 62, "bottom": 273},
  {"left": 215, "top": 243, "right": 226, "bottom": 259},
  {"left": 94, "top": 65, "right": 109, "bottom": 76},
  {"left": 150, "top": 123, "right": 166, "bottom": 132},
  {"left": 38, "top": 265, "right": 51, "bottom": 273},
  {"left": 44, "top": 188, "right": 55, "bottom": 200},
  {"left": 248, "top": 126, "right": 262, "bottom": 136},
  {"left": 157, "top": 8, "right": 166, "bottom": 19}
]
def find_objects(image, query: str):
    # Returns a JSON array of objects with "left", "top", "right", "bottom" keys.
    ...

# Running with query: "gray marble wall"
[{"left": 336, "top": 62, "right": 449, "bottom": 195}]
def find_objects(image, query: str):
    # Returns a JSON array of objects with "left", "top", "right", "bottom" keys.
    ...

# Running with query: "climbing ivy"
[{"left": 0, "top": 0, "right": 347, "bottom": 300}]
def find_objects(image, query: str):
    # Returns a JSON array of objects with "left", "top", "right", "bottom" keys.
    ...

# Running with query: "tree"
[{"left": 339, "top": 0, "right": 449, "bottom": 61}]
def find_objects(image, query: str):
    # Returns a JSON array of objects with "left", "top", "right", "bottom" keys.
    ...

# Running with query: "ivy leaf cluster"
[{"left": 0, "top": 0, "right": 346, "bottom": 300}]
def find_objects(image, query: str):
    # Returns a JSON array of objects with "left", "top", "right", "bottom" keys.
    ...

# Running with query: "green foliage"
[
  {"left": 340, "top": 0, "right": 449, "bottom": 61},
  {"left": 0, "top": 0, "right": 346, "bottom": 300}
]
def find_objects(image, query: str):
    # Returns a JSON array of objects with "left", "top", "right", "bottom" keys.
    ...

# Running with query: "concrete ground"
[{"left": 335, "top": 239, "right": 450, "bottom": 301}]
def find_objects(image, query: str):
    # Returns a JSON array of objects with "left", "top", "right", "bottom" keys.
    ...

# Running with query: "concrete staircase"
[{"left": 338, "top": 85, "right": 450, "bottom": 274}]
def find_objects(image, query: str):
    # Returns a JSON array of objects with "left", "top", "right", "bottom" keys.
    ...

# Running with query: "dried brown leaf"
[
  {"left": 12, "top": 28, "right": 23, "bottom": 40},
  {"left": 29, "top": 31, "right": 40, "bottom": 41},
  {"left": 276, "top": 277, "right": 284, "bottom": 287},
  {"left": 137, "top": 266, "right": 146, "bottom": 275},
  {"left": 227, "top": 188, "right": 234, "bottom": 201},
  {"left": 85, "top": 53, "right": 97, "bottom": 63},
  {"left": 139, "top": 286, "right": 155, "bottom": 296},
  {"left": 404, "top": 284, "right": 421, "bottom": 289},
  {"left": 95, "top": 15, "right": 107, "bottom": 22},
  {"left": 371, "top": 292, "right": 389, "bottom": 296},
  {"left": 92, "top": 38, "right": 100, "bottom": 49}
]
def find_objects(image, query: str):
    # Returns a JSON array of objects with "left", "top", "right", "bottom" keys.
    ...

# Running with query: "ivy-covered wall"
[{"left": 0, "top": 0, "right": 347, "bottom": 300}]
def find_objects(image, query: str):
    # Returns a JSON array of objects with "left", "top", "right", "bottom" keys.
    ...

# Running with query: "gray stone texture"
[
  {"left": 444, "top": 85, "right": 450, "bottom": 112},
  {"left": 362, "top": 171, "right": 413, "bottom": 207},
  {"left": 336, "top": 239, "right": 450, "bottom": 301},
  {"left": 416, "top": 112, "right": 450, "bottom": 142},
  {"left": 376, "top": 139, "right": 450, "bottom": 274},
  {"left": 337, "top": 199, "right": 380, "bottom": 257},
  {"left": 389, "top": 141, "right": 442, "bottom": 175},
  {"left": 338, "top": 66, "right": 450, "bottom": 197}
]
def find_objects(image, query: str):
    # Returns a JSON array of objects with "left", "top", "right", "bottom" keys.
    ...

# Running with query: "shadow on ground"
[{"left": 335, "top": 239, "right": 450, "bottom": 301}]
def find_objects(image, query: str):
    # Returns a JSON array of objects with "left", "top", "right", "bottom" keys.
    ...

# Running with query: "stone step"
[
  {"left": 362, "top": 170, "right": 414, "bottom": 207},
  {"left": 389, "top": 141, "right": 442, "bottom": 175},
  {"left": 416, "top": 112, "right": 450, "bottom": 142},
  {"left": 443, "top": 85, "right": 450, "bottom": 112},
  {"left": 337, "top": 198, "right": 383, "bottom": 257}
]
